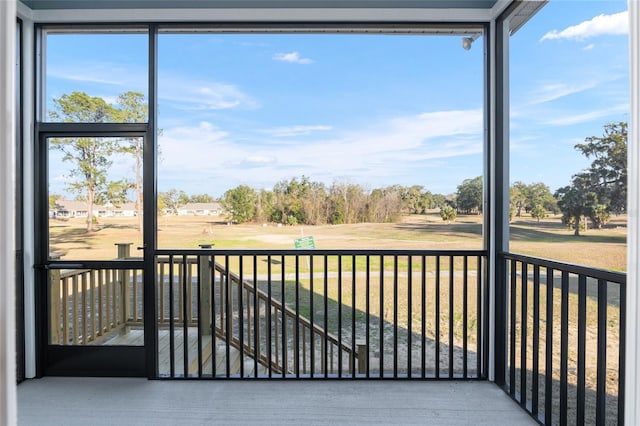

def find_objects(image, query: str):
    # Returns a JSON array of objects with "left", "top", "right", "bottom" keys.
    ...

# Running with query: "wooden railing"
[{"left": 48, "top": 245, "right": 143, "bottom": 345}]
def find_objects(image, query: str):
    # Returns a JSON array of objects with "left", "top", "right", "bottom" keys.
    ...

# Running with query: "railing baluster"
[
  {"left": 159, "top": 261, "right": 165, "bottom": 323},
  {"left": 239, "top": 256, "right": 245, "bottom": 378},
  {"left": 477, "top": 255, "right": 482, "bottom": 378},
  {"left": 365, "top": 255, "right": 371, "bottom": 378},
  {"left": 521, "top": 261, "right": 528, "bottom": 406},
  {"left": 253, "top": 255, "right": 259, "bottom": 378},
  {"left": 463, "top": 255, "right": 468, "bottom": 378},
  {"left": 73, "top": 274, "right": 79, "bottom": 344},
  {"left": 196, "top": 255, "right": 202, "bottom": 378},
  {"left": 281, "top": 255, "right": 287, "bottom": 378},
  {"left": 338, "top": 255, "right": 343, "bottom": 378},
  {"left": 407, "top": 255, "right": 412, "bottom": 378},
  {"left": 169, "top": 256, "right": 175, "bottom": 378},
  {"left": 324, "top": 255, "right": 329, "bottom": 378},
  {"left": 294, "top": 255, "right": 300, "bottom": 378},
  {"left": 560, "top": 271, "right": 569, "bottom": 426},
  {"left": 421, "top": 255, "right": 426, "bottom": 379},
  {"left": 577, "top": 274, "right": 587, "bottom": 425},
  {"left": 90, "top": 270, "right": 96, "bottom": 343},
  {"left": 225, "top": 255, "right": 232, "bottom": 378},
  {"left": 182, "top": 255, "right": 189, "bottom": 377},
  {"left": 267, "top": 255, "right": 273, "bottom": 378},
  {"left": 435, "top": 255, "right": 441, "bottom": 379},
  {"left": 532, "top": 265, "right": 540, "bottom": 417},
  {"left": 393, "top": 255, "right": 398, "bottom": 378},
  {"left": 545, "top": 267, "right": 553, "bottom": 426},
  {"left": 352, "top": 254, "right": 356, "bottom": 378},
  {"left": 81, "top": 273, "right": 87, "bottom": 344},
  {"left": 310, "top": 255, "right": 315, "bottom": 378},
  {"left": 449, "top": 255, "right": 454, "bottom": 378},
  {"left": 62, "top": 276, "right": 69, "bottom": 344},
  {"left": 509, "top": 258, "right": 516, "bottom": 396},
  {"left": 211, "top": 254, "right": 217, "bottom": 377},
  {"left": 619, "top": 279, "right": 626, "bottom": 426},
  {"left": 379, "top": 254, "right": 384, "bottom": 378},
  {"left": 596, "top": 279, "right": 607, "bottom": 425},
  {"left": 97, "top": 271, "right": 103, "bottom": 338}
]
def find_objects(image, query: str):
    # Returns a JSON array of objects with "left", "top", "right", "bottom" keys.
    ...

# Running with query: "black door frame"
[{"left": 35, "top": 124, "right": 154, "bottom": 377}]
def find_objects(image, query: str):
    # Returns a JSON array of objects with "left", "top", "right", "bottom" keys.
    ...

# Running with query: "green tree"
[
  {"left": 456, "top": 176, "right": 483, "bottom": 214},
  {"left": 49, "top": 194, "right": 61, "bottom": 210},
  {"left": 159, "top": 189, "right": 188, "bottom": 215},
  {"left": 49, "top": 92, "right": 119, "bottom": 231},
  {"left": 440, "top": 205, "right": 457, "bottom": 223},
  {"left": 575, "top": 122, "right": 627, "bottom": 214},
  {"left": 115, "top": 91, "right": 147, "bottom": 232},
  {"left": 530, "top": 204, "right": 547, "bottom": 224},
  {"left": 589, "top": 204, "right": 611, "bottom": 230},
  {"left": 555, "top": 174, "right": 598, "bottom": 236},
  {"left": 510, "top": 181, "right": 528, "bottom": 217},
  {"left": 222, "top": 185, "right": 257, "bottom": 224}
]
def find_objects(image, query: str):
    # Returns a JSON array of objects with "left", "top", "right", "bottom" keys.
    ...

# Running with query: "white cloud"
[
  {"left": 156, "top": 109, "right": 483, "bottom": 195},
  {"left": 543, "top": 103, "right": 629, "bottom": 126},
  {"left": 159, "top": 77, "right": 259, "bottom": 111},
  {"left": 272, "top": 52, "right": 314, "bottom": 64},
  {"left": 528, "top": 81, "right": 599, "bottom": 105},
  {"left": 583, "top": 44, "right": 595, "bottom": 51},
  {"left": 541, "top": 11, "right": 628, "bottom": 41},
  {"left": 264, "top": 125, "right": 332, "bottom": 137}
]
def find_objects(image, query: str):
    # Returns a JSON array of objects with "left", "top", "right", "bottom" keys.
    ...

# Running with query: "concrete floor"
[{"left": 18, "top": 378, "right": 537, "bottom": 425}]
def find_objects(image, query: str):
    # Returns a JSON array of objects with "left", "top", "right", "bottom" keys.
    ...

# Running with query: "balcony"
[{"left": 41, "top": 246, "right": 624, "bottom": 425}]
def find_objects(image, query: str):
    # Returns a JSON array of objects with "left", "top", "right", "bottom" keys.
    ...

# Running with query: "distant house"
[
  {"left": 177, "top": 202, "right": 223, "bottom": 216},
  {"left": 51, "top": 199, "right": 138, "bottom": 218}
]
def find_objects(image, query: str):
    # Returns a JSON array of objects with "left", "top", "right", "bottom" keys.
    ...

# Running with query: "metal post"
[{"left": 199, "top": 244, "right": 213, "bottom": 336}]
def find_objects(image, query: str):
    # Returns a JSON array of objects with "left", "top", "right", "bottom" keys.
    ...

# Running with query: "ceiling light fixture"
[{"left": 462, "top": 34, "right": 481, "bottom": 50}]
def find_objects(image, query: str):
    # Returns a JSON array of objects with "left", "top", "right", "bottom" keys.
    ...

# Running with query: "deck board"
[{"left": 18, "top": 378, "right": 538, "bottom": 425}]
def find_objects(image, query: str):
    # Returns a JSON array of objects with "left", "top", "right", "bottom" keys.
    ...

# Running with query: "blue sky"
[{"left": 45, "top": 0, "right": 630, "bottom": 199}]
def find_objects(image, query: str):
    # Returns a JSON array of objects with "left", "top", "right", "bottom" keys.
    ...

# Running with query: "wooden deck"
[
  {"left": 106, "top": 327, "right": 264, "bottom": 377},
  {"left": 18, "top": 377, "right": 538, "bottom": 425}
]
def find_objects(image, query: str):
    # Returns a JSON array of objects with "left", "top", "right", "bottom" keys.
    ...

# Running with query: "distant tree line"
[{"left": 220, "top": 177, "right": 449, "bottom": 225}]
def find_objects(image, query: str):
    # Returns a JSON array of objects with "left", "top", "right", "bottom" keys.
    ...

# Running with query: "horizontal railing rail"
[
  {"left": 155, "top": 248, "right": 487, "bottom": 380},
  {"left": 501, "top": 252, "right": 625, "bottom": 426}
]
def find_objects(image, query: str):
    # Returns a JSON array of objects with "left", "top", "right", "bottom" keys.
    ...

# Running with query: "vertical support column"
[
  {"left": 626, "top": 1, "right": 639, "bottom": 424},
  {"left": 199, "top": 244, "right": 213, "bottom": 336},
  {"left": 143, "top": 24, "right": 159, "bottom": 378},
  {"left": 487, "top": 12, "right": 510, "bottom": 385},
  {"left": 0, "top": 0, "right": 17, "bottom": 424}
]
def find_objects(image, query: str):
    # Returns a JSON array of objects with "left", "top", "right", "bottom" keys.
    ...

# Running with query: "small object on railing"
[{"left": 115, "top": 242, "right": 133, "bottom": 260}]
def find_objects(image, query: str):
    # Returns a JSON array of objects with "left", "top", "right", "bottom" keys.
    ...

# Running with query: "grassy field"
[{"left": 50, "top": 211, "right": 627, "bottom": 271}]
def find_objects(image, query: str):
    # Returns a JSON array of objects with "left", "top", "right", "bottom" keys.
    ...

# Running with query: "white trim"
[
  {"left": 30, "top": 7, "right": 494, "bottom": 23},
  {"left": 487, "top": 19, "right": 497, "bottom": 383},
  {"left": 0, "top": 1, "right": 17, "bottom": 425},
  {"left": 626, "top": 1, "right": 639, "bottom": 425},
  {"left": 21, "top": 18, "right": 36, "bottom": 379}
]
